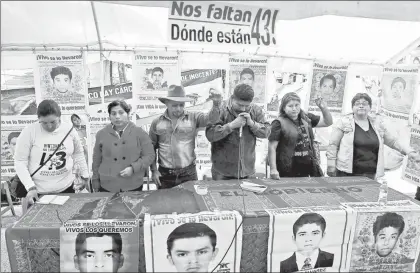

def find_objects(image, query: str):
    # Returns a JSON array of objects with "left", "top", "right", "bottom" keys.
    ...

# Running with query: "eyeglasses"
[
  {"left": 354, "top": 102, "right": 370, "bottom": 107},
  {"left": 39, "top": 119, "right": 60, "bottom": 126}
]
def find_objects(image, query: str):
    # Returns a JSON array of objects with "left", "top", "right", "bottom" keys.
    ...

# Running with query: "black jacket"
[{"left": 279, "top": 250, "right": 334, "bottom": 273}]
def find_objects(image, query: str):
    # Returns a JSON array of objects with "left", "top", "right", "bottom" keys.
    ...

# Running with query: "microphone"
[{"left": 239, "top": 126, "right": 243, "bottom": 137}]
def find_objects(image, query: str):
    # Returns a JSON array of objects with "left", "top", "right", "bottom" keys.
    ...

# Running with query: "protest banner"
[
  {"left": 87, "top": 60, "right": 133, "bottom": 114},
  {"left": 144, "top": 211, "right": 243, "bottom": 272},
  {"left": 1, "top": 116, "right": 38, "bottom": 178},
  {"left": 308, "top": 62, "right": 349, "bottom": 115},
  {"left": 402, "top": 125, "right": 420, "bottom": 186},
  {"left": 60, "top": 219, "right": 139, "bottom": 272},
  {"left": 229, "top": 56, "right": 268, "bottom": 106},
  {"left": 132, "top": 52, "right": 180, "bottom": 119},
  {"left": 62, "top": 114, "right": 90, "bottom": 168},
  {"left": 266, "top": 206, "right": 351, "bottom": 273},
  {"left": 34, "top": 52, "right": 88, "bottom": 114},
  {"left": 380, "top": 66, "right": 418, "bottom": 121},
  {"left": 343, "top": 200, "right": 420, "bottom": 272},
  {"left": 181, "top": 68, "right": 226, "bottom": 112},
  {"left": 88, "top": 114, "right": 111, "bottom": 171},
  {"left": 195, "top": 129, "right": 212, "bottom": 180},
  {"left": 168, "top": 1, "right": 279, "bottom": 47},
  {"left": 1, "top": 68, "right": 37, "bottom": 115}
]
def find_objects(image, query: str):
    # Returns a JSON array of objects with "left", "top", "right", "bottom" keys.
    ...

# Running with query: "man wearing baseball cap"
[{"left": 149, "top": 85, "right": 221, "bottom": 188}]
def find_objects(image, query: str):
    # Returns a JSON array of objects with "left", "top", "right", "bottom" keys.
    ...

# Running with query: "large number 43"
[
  {"left": 251, "top": 9, "right": 279, "bottom": 46},
  {"left": 39, "top": 151, "right": 67, "bottom": 170}
]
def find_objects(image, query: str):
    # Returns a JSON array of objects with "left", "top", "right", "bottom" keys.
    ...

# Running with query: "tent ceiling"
[{"left": 1, "top": 1, "right": 420, "bottom": 65}]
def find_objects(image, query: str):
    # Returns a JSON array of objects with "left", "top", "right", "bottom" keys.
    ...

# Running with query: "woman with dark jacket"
[
  {"left": 92, "top": 100, "right": 155, "bottom": 192},
  {"left": 268, "top": 92, "right": 333, "bottom": 178}
]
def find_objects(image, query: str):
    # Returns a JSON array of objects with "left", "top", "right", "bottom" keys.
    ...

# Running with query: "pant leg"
[
  {"left": 159, "top": 166, "right": 198, "bottom": 189},
  {"left": 211, "top": 168, "right": 234, "bottom": 180},
  {"left": 59, "top": 184, "right": 75, "bottom": 193},
  {"left": 415, "top": 187, "right": 420, "bottom": 201}
]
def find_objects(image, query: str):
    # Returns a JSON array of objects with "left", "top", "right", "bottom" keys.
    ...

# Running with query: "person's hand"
[
  {"left": 26, "top": 189, "right": 39, "bottom": 206},
  {"left": 229, "top": 115, "right": 246, "bottom": 130},
  {"left": 239, "top": 112, "right": 254, "bottom": 127},
  {"left": 408, "top": 151, "right": 420, "bottom": 163},
  {"left": 91, "top": 179, "right": 101, "bottom": 192},
  {"left": 326, "top": 166, "right": 337, "bottom": 177},
  {"left": 209, "top": 88, "right": 222, "bottom": 105},
  {"left": 315, "top": 97, "right": 327, "bottom": 109},
  {"left": 270, "top": 169, "right": 280, "bottom": 180},
  {"left": 120, "top": 166, "right": 134, "bottom": 177},
  {"left": 151, "top": 170, "right": 161, "bottom": 187}
]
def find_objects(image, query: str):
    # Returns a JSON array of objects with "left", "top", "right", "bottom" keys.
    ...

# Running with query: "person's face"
[
  {"left": 166, "top": 101, "right": 185, "bottom": 118},
  {"left": 283, "top": 100, "right": 301, "bottom": 120},
  {"left": 152, "top": 71, "right": 163, "bottom": 84},
  {"left": 167, "top": 236, "right": 218, "bottom": 272},
  {"left": 352, "top": 99, "right": 371, "bottom": 117},
  {"left": 293, "top": 223, "right": 324, "bottom": 254},
  {"left": 375, "top": 227, "right": 400, "bottom": 257},
  {"left": 53, "top": 74, "right": 71, "bottom": 93},
  {"left": 240, "top": 74, "right": 254, "bottom": 87},
  {"left": 9, "top": 137, "right": 18, "bottom": 154},
  {"left": 74, "top": 236, "right": 124, "bottom": 273},
  {"left": 231, "top": 98, "right": 251, "bottom": 114},
  {"left": 109, "top": 105, "right": 129, "bottom": 128},
  {"left": 197, "top": 133, "right": 208, "bottom": 149},
  {"left": 320, "top": 79, "right": 335, "bottom": 94},
  {"left": 39, "top": 115, "right": 61, "bottom": 132},
  {"left": 391, "top": 82, "right": 405, "bottom": 98},
  {"left": 72, "top": 117, "right": 82, "bottom": 126},
  {"left": 413, "top": 59, "right": 420, "bottom": 65}
]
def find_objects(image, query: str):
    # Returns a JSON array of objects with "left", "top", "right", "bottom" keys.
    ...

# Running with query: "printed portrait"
[
  {"left": 229, "top": 64, "right": 267, "bottom": 105},
  {"left": 381, "top": 73, "right": 416, "bottom": 114}
]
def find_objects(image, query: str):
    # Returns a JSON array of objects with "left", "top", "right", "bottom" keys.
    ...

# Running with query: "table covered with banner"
[{"left": 5, "top": 177, "right": 420, "bottom": 272}]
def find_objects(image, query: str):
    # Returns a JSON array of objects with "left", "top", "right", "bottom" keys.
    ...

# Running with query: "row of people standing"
[{"left": 14, "top": 84, "right": 420, "bottom": 203}]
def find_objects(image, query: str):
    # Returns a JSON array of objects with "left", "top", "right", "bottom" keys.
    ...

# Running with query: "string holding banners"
[
  {"left": 342, "top": 200, "right": 420, "bottom": 272},
  {"left": 144, "top": 210, "right": 243, "bottom": 272},
  {"left": 132, "top": 52, "right": 180, "bottom": 119},
  {"left": 229, "top": 56, "right": 268, "bottom": 107},
  {"left": 380, "top": 66, "right": 419, "bottom": 121},
  {"left": 309, "top": 62, "right": 349, "bottom": 116},
  {"left": 60, "top": 219, "right": 140, "bottom": 273},
  {"left": 402, "top": 125, "right": 420, "bottom": 187},
  {"left": 34, "top": 52, "right": 88, "bottom": 114},
  {"left": 266, "top": 206, "right": 351, "bottom": 273},
  {"left": 168, "top": 1, "right": 279, "bottom": 47}
]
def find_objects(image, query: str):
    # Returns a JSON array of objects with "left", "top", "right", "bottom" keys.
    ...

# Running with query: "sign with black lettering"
[{"left": 168, "top": 1, "right": 279, "bottom": 47}]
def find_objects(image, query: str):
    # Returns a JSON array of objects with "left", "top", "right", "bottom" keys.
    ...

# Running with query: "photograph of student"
[
  {"left": 280, "top": 213, "right": 334, "bottom": 273},
  {"left": 3, "top": 132, "right": 20, "bottom": 161},
  {"left": 146, "top": 67, "right": 168, "bottom": 90},
  {"left": 71, "top": 114, "right": 88, "bottom": 163},
  {"left": 389, "top": 77, "right": 406, "bottom": 100},
  {"left": 51, "top": 66, "right": 73, "bottom": 93},
  {"left": 413, "top": 57, "right": 420, "bottom": 65},
  {"left": 239, "top": 68, "right": 255, "bottom": 87},
  {"left": 372, "top": 212, "right": 406, "bottom": 258},
  {"left": 166, "top": 223, "right": 218, "bottom": 273},
  {"left": 73, "top": 233, "right": 124, "bottom": 273},
  {"left": 318, "top": 74, "right": 339, "bottom": 100}
]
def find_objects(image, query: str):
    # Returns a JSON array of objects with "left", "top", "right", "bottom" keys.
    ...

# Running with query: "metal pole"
[{"left": 90, "top": 1, "right": 105, "bottom": 107}]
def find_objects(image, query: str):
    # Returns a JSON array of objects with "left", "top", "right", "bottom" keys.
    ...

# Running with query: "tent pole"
[{"left": 90, "top": 1, "right": 105, "bottom": 107}]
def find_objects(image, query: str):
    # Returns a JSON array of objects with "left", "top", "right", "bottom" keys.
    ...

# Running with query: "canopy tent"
[{"left": 1, "top": 1, "right": 420, "bottom": 69}]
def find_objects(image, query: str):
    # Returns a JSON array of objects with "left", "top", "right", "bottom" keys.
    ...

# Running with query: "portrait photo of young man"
[
  {"left": 73, "top": 233, "right": 124, "bottom": 273},
  {"left": 51, "top": 66, "right": 73, "bottom": 94},
  {"left": 280, "top": 213, "right": 334, "bottom": 273},
  {"left": 147, "top": 67, "right": 168, "bottom": 90},
  {"left": 166, "top": 223, "right": 219, "bottom": 272},
  {"left": 372, "top": 212, "right": 406, "bottom": 258},
  {"left": 239, "top": 68, "right": 255, "bottom": 87}
]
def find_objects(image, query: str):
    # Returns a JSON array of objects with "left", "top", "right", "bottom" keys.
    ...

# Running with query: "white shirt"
[{"left": 295, "top": 249, "right": 319, "bottom": 270}]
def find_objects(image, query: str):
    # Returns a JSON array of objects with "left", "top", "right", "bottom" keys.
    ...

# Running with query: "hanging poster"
[
  {"left": 229, "top": 56, "right": 267, "bottom": 106},
  {"left": 144, "top": 211, "right": 243, "bottom": 272},
  {"left": 88, "top": 114, "right": 110, "bottom": 171},
  {"left": 60, "top": 219, "right": 139, "bottom": 273},
  {"left": 343, "top": 200, "right": 420, "bottom": 272},
  {"left": 380, "top": 66, "right": 418, "bottom": 121},
  {"left": 62, "top": 114, "right": 90, "bottom": 167},
  {"left": 402, "top": 126, "right": 420, "bottom": 186},
  {"left": 0, "top": 115, "right": 38, "bottom": 178},
  {"left": 266, "top": 206, "right": 351, "bottom": 273},
  {"left": 309, "top": 62, "right": 348, "bottom": 115},
  {"left": 195, "top": 128, "right": 212, "bottom": 180},
  {"left": 34, "top": 52, "right": 88, "bottom": 114},
  {"left": 181, "top": 68, "right": 226, "bottom": 112},
  {"left": 132, "top": 52, "right": 180, "bottom": 119},
  {"left": 1, "top": 68, "right": 37, "bottom": 115},
  {"left": 87, "top": 60, "right": 133, "bottom": 114}
]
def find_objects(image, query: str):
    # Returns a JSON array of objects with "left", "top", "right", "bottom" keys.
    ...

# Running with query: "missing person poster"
[
  {"left": 195, "top": 129, "right": 212, "bottom": 180},
  {"left": 229, "top": 56, "right": 267, "bottom": 106},
  {"left": 62, "top": 114, "right": 90, "bottom": 167},
  {"left": 34, "top": 52, "right": 88, "bottom": 114},
  {"left": 266, "top": 206, "right": 351, "bottom": 273},
  {"left": 132, "top": 52, "right": 180, "bottom": 118},
  {"left": 402, "top": 126, "right": 420, "bottom": 186},
  {"left": 60, "top": 219, "right": 139, "bottom": 273},
  {"left": 1, "top": 116, "right": 38, "bottom": 177},
  {"left": 181, "top": 68, "right": 226, "bottom": 112},
  {"left": 309, "top": 62, "right": 349, "bottom": 115},
  {"left": 1, "top": 68, "right": 37, "bottom": 115},
  {"left": 144, "top": 211, "right": 243, "bottom": 272},
  {"left": 343, "top": 200, "right": 420, "bottom": 272},
  {"left": 87, "top": 60, "right": 133, "bottom": 114},
  {"left": 380, "top": 66, "right": 418, "bottom": 120},
  {"left": 88, "top": 114, "right": 110, "bottom": 171}
]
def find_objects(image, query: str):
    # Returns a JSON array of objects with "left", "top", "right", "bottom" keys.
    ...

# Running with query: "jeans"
[
  {"left": 211, "top": 168, "right": 254, "bottom": 180},
  {"left": 99, "top": 185, "right": 143, "bottom": 192},
  {"left": 158, "top": 164, "right": 198, "bottom": 189},
  {"left": 336, "top": 169, "right": 375, "bottom": 180}
]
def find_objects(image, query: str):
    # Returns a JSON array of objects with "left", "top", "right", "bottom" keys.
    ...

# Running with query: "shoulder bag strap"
[{"left": 30, "top": 126, "right": 74, "bottom": 177}]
